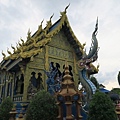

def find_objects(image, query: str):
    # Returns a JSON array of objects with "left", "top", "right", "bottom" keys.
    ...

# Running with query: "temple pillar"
[
  {"left": 65, "top": 101, "right": 73, "bottom": 120},
  {"left": 76, "top": 101, "right": 82, "bottom": 120},
  {"left": 44, "top": 45, "right": 49, "bottom": 90},
  {"left": 22, "top": 65, "right": 30, "bottom": 101},
  {"left": 56, "top": 102, "right": 62, "bottom": 120}
]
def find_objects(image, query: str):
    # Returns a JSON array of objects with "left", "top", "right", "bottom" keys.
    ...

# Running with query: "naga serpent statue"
[{"left": 78, "top": 18, "right": 99, "bottom": 102}]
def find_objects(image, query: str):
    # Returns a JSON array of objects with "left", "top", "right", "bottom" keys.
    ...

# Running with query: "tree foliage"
[
  {"left": 26, "top": 90, "right": 58, "bottom": 120},
  {"left": 111, "top": 88, "right": 120, "bottom": 95},
  {"left": 0, "top": 97, "right": 13, "bottom": 120},
  {"left": 87, "top": 90, "right": 117, "bottom": 120}
]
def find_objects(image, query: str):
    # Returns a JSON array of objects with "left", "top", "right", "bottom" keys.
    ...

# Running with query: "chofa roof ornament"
[{"left": 60, "top": 3, "right": 70, "bottom": 16}]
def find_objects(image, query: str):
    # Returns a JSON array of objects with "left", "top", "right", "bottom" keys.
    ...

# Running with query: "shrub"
[
  {"left": 87, "top": 90, "right": 117, "bottom": 120},
  {"left": 26, "top": 90, "right": 58, "bottom": 120},
  {"left": 0, "top": 97, "right": 13, "bottom": 120}
]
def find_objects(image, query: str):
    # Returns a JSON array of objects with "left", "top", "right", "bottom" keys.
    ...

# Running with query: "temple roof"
[{"left": 0, "top": 8, "right": 86, "bottom": 70}]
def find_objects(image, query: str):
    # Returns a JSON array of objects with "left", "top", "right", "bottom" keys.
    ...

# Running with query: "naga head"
[{"left": 78, "top": 18, "right": 99, "bottom": 69}]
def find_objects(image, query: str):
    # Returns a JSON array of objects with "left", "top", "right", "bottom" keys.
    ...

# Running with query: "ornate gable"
[{"left": 0, "top": 6, "right": 84, "bottom": 71}]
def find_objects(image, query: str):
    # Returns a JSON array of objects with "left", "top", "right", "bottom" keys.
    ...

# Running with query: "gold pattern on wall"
[
  {"left": 48, "top": 46, "right": 73, "bottom": 60},
  {"left": 28, "top": 58, "right": 44, "bottom": 69},
  {"left": 49, "top": 31, "right": 71, "bottom": 50}
]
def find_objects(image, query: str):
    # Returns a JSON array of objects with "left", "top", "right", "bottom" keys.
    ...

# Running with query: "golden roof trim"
[{"left": 2, "top": 9, "right": 83, "bottom": 60}]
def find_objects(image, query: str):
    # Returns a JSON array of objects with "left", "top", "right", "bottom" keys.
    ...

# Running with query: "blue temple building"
[{"left": 0, "top": 6, "right": 99, "bottom": 119}]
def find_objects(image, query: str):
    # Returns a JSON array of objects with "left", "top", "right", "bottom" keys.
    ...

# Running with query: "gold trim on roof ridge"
[
  {"left": 2, "top": 11, "right": 83, "bottom": 60},
  {"left": 34, "top": 19, "right": 44, "bottom": 38},
  {"left": 47, "top": 12, "right": 84, "bottom": 52},
  {"left": 4, "top": 48, "right": 43, "bottom": 60},
  {"left": 45, "top": 14, "right": 53, "bottom": 33}
]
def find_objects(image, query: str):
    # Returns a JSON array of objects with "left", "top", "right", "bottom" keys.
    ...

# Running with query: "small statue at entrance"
[
  {"left": 16, "top": 76, "right": 22, "bottom": 94},
  {"left": 16, "top": 75, "right": 24, "bottom": 94},
  {"left": 30, "top": 72, "right": 37, "bottom": 88},
  {"left": 36, "top": 72, "right": 44, "bottom": 90}
]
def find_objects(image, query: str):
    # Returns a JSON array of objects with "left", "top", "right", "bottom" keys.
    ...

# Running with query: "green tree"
[
  {"left": 111, "top": 88, "right": 120, "bottom": 95},
  {"left": 90, "top": 76, "right": 99, "bottom": 89},
  {"left": 0, "top": 97, "right": 13, "bottom": 120},
  {"left": 87, "top": 90, "right": 117, "bottom": 120},
  {"left": 26, "top": 90, "right": 58, "bottom": 120}
]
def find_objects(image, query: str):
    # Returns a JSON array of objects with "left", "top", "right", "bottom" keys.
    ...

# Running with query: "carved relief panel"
[
  {"left": 28, "top": 58, "right": 44, "bottom": 69},
  {"left": 48, "top": 46, "right": 73, "bottom": 60}
]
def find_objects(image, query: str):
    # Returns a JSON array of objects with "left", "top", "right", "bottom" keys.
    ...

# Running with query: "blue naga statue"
[{"left": 44, "top": 62, "right": 62, "bottom": 95}]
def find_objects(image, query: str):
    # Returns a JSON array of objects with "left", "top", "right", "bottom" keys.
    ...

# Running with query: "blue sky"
[{"left": 0, "top": 0, "right": 120, "bottom": 90}]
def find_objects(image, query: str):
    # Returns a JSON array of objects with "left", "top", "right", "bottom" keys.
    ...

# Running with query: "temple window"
[
  {"left": 30, "top": 72, "right": 37, "bottom": 88},
  {"left": 36, "top": 72, "right": 43, "bottom": 90}
]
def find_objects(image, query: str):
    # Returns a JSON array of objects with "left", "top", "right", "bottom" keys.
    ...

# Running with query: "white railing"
[{"left": 13, "top": 95, "right": 23, "bottom": 102}]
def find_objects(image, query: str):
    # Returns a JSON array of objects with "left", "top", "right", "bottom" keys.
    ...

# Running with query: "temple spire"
[{"left": 56, "top": 60, "right": 82, "bottom": 120}]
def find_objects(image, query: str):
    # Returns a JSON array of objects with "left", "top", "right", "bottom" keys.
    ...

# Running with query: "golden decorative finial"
[
  {"left": 38, "top": 19, "right": 44, "bottom": 30},
  {"left": 41, "top": 19, "right": 44, "bottom": 25},
  {"left": 50, "top": 14, "right": 54, "bottom": 21},
  {"left": 16, "top": 42, "right": 18, "bottom": 47},
  {"left": 11, "top": 44, "right": 16, "bottom": 52},
  {"left": 18, "top": 41, "right": 22, "bottom": 47},
  {"left": 64, "top": 3, "right": 70, "bottom": 13},
  {"left": 20, "top": 38, "right": 24, "bottom": 45},
  {"left": 65, "top": 58, "right": 68, "bottom": 68},
  {"left": 27, "top": 28, "right": 31, "bottom": 40},
  {"left": 60, "top": 4, "right": 70, "bottom": 16},
  {"left": 2, "top": 50, "right": 6, "bottom": 59},
  {"left": 7, "top": 48, "right": 12, "bottom": 55},
  {"left": 46, "top": 14, "right": 54, "bottom": 26},
  {"left": 16, "top": 43, "right": 20, "bottom": 51}
]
